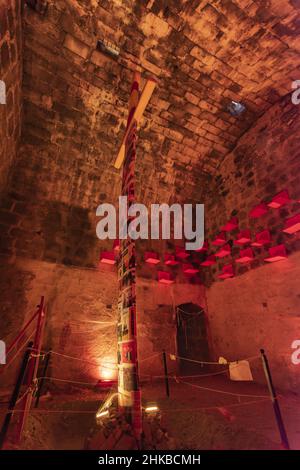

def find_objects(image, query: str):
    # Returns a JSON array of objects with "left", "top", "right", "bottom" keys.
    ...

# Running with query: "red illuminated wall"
[
  {"left": 204, "top": 95, "right": 300, "bottom": 391},
  {"left": 0, "top": 255, "right": 206, "bottom": 390},
  {"left": 204, "top": 95, "right": 300, "bottom": 283}
]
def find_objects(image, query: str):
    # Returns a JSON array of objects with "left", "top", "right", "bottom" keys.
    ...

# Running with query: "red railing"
[{"left": 0, "top": 296, "right": 46, "bottom": 445}]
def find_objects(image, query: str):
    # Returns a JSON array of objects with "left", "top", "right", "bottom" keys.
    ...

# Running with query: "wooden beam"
[{"left": 114, "top": 78, "right": 156, "bottom": 169}]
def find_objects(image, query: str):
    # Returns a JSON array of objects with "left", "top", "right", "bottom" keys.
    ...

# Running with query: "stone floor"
[{"left": 1, "top": 373, "right": 299, "bottom": 450}]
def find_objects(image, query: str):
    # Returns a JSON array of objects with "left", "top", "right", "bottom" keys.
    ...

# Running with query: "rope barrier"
[
  {"left": 167, "top": 352, "right": 261, "bottom": 366},
  {"left": 139, "top": 369, "right": 228, "bottom": 379},
  {"left": 178, "top": 379, "right": 269, "bottom": 399},
  {"left": 33, "top": 349, "right": 118, "bottom": 370},
  {"left": 148, "top": 398, "right": 272, "bottom": 413},
  {"left": 0, "top": 328, "right": 35, "bottom": 372},
  {"left": 0, "top": 408, "right": 99, "bottom": 415},
  {"left": 29, "top": 348, "right": 188, "bottom": 371},
  {"left": 54, "top": 329, "right": 114, "bottom": 335},
  {"left": 36, "top": 376, "right": 102, "bottom": 387},
  {"left": 169, "top": 357, "right": 260, "bottom": 379},
  {"left": 171, "top": 369, "right": 230, "bottom": 379},
  {"left": 0, "top": 398, "right": 271, "bottom": 416},
  {"left": 53, "top": 320, "right": 116, "bottom": 326},
  {"left": 139, "top": 352, "right": 161, "bottom": 363},
  {"left": 139, "top": 365, "right": 248, "bottom": 380}
]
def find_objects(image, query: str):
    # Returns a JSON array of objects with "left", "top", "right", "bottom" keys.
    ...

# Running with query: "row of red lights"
[
  {"left": 212, "top": 189, "right": 300, "bottom": 280},
  {"left": 99, "top": 190, "right": 300, "bottom": 282}
]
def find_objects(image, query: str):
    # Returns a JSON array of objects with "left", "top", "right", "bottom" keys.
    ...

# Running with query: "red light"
[
  {"left": 175, "top": 246, "right": 189, "bottom": 259},
  {"left": 212, "top": 232, "right": 226, "bottom": 246},
  {"left": 234, "top": 229, "right": 251, "bottom": 245},
  {"left": 236, "top": 248, "right": 254, "bottom": 264},
  {"left": 182, "top": 263, "right": 198, "bottom": 274},
  {"left": 195, "top": 240, "right": 208, "bottom": 252},
  {"left": 145, "top": 251, "right": 160, "bottom": 264},
  {"left": 267, "top": 190, "right": 290, "bottom": 209},
  {"left": 99, "top": 358, "right": 117, "bottom": 380},
  {"left": 251, "top": 230, "right": 271, "bottom": 247},
  {"left": 158, "top": 271, "right": 174, "bottom": 284},
  {"left": 200, "top": 255, "right": 216, "bottom": 266},
  {"left": 264, "top": 244, "right": 287, "bottom": 263},
  {"left": 164, "top": 254, "right": 178, "bottom": 265},
  {"left": 219, "top": 264, "right": 234, "bottom": 279},
  {"left": 100, "top": 251, "right": 115, "bottom": 264},
  {"left": 221, "top": 217, "right": 239, "bottom": 232},
  {"left": 282, "top": 213, "right": 300, "bottom": 234},
  {"left": 215, "top": 243, "right": 231, "bottom": 258},
  {"left": 249, "top": 202, "right": 268, "bottom": 219}
]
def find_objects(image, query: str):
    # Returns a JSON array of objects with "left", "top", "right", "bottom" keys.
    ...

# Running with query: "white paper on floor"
[{"left": 229, "top": 360, "right": 253, "bottom": 381}]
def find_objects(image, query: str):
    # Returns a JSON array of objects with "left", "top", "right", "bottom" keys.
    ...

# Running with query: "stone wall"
[
  {"left": 203, "top": 95, "right": 300, "bottom": 284},
  {"left": 0, "top": 0, "right": 22, "bottom": 196},
  {"left": 203, "top": 96, "right": 300, "bottom": 391},
  {"left": 1, "top": 0, "right": 299, "bottom": 397},
  {"left": 0, "top": 255, "right": 206, "bottom": 390},
  {"left": 0, "top": 258, "right": 118, "bottom": 389},
  {"left": 206, "top": 251, "right": 300, "bottom": 391},
  {"left": 0, "top": 2, "right": 212, "bottom": 391},
  {"left": 137, "top": 278, "right": 207, "bottom": 380}
]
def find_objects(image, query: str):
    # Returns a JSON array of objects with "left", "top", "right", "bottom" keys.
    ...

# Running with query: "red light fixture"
[
  {"left": 158, "top": 271, "right": 175, "bottom": 284},
  {"left": 236, "top": 248, "right": 254, "bottom": 264},
  {"left": 175, "top": 246, "right": 189, "bottom": 259},
  {"left": 234, "top": 229, "right": 251, "bottom": 245},
  {"left": 145, "top": 251, "right": 160, "bottom": 264},
  {"left": 249, "top": 202, "right": 268, "bottom": 219},
  {"left": 100, "top": 251, "right": 115, "bottom": 265},
  {"left": 267, "top": 190, "right": 290, "bottom": 209},
  {"left": 215, "top": 243, "right": 231, "bottom": 258},
  {"left": 251, "top": 229, "right": 271, "bottom": 247},
  {"left": 195, "top": 240, "right": 208, "bottom": 252},
  {"left": 282, "top": 213, "right": 300, "bottom": 234},
  {"left": 219, "top": 264, "right": 234, "bottom": 279},
  {"left": 212, "top": 232, "right": 226, "bottom": 246},
  {"left": 221, "top": 217, "right": 239, "bottom": 232},
  {"left": 200, "top": 255, "right": 216, "bottom": 266},
  {"left": 264, "top": 244, "right": 287, "bottom": 263},
  {"left": 182, "top": 263, "right": 198, "bottom": 274},
  {"left": 164, "top": 254, "right": 178, "bottom": 266}
]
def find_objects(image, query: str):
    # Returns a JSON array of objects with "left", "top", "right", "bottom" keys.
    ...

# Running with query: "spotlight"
[
  {"left": 96, "top": 409, "right": 109, "bottom": 419},
  {"left": 144, "top": 405, "right": 159, "bottom": 413},
  {"left": 227, "top": 101, "right": 246, "bottom": 116},
  {"left": 97, "top": 40, "right": 120, "bottom": 60}
]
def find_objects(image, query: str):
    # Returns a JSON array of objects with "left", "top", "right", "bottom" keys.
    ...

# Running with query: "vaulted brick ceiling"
[{"left": 23, "top": 0, "right": 300, "bottom": 207}]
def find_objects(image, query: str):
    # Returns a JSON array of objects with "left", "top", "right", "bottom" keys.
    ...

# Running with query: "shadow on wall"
[
  {"left": 0, "top": 192, "right": 99, "bottom": 268},
  {"left": 42, "top": 201, "right": 97, "bottom": 267}
]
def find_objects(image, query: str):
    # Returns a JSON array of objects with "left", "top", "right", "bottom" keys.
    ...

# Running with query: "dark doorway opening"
[{"left": 176, "top": 303, "right": 210, "bottom": 376}]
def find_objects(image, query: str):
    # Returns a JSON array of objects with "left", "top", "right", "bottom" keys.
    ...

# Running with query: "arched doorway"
[{"left": 176, "top": 303, "right": 210, "bottom": 375}]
